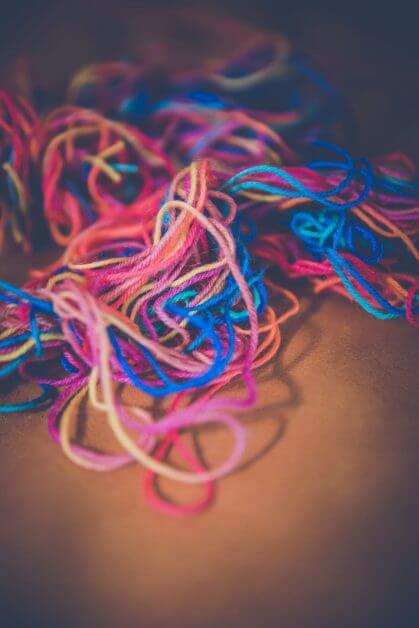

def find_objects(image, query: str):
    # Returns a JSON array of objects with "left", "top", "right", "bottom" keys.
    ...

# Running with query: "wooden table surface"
[{"left": 0, "top": 3, "right": 418, "bottom": 627}]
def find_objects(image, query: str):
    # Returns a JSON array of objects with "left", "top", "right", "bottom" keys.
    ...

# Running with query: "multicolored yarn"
[
  {"left": 0, "top": 34, "right": 417, "bottom": 515},
  {"left": 224, "top": 144, "right": 418, "bottom": 323},
  {"left": 0, "top": 159, "right": 298, "bottom": 513},
  {"left": 32, "top": 107, "right": 174, "bottom": 245}
]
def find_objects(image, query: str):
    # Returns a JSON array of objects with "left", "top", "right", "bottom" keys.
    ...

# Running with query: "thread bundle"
[{"left": 0, "top": 33, "right": 417, "bottom": 514}]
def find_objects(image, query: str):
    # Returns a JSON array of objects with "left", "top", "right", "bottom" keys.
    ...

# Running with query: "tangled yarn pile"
[{"left": 0, "top": 36, "right": 417, "bottom": 514}]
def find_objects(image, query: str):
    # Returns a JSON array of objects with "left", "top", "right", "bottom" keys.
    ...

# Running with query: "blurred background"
[
  {"left": 0, "top": 2, "right": 418, "bottom": 628},
  {"left": 0, "top": 0, "right": 419, "bottom": 159}
]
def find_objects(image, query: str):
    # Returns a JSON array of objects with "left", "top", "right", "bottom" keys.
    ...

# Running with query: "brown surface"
[{"left": 1, "top": 3, "right": 419, "bottom": 627}]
